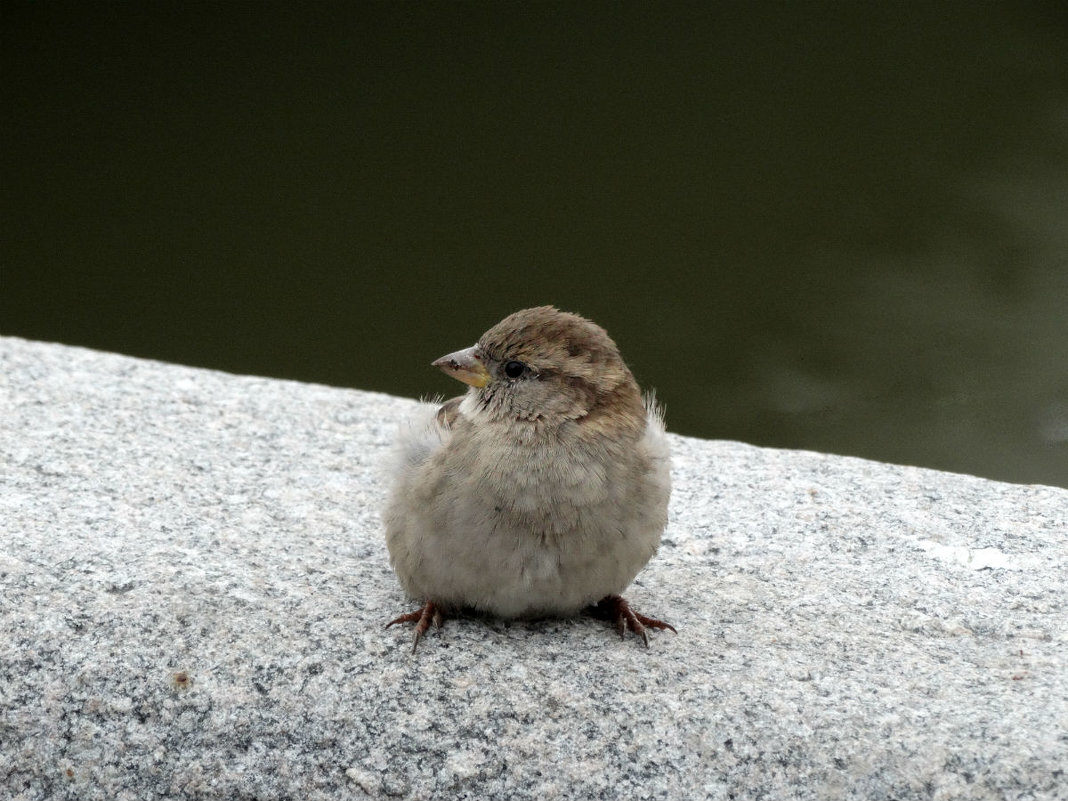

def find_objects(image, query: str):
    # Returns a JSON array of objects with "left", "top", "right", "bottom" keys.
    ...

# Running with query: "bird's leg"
[
  {"left": 592, "top": 595, "right": 676, "bottom": 647},
  {"left": 385, "top": 601, "right": 444, "bottom": 653}
]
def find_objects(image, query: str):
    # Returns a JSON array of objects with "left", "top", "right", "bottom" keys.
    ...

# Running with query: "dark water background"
[{"left": 3, "top": 2, "right": 1067, "bottom": 488}]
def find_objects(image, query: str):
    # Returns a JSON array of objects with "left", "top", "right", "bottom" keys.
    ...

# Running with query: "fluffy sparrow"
[{"left": 384, "top": 306, "right": 674, "bottom": 650}]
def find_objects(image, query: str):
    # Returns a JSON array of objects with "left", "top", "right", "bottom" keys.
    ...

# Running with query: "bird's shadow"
[{"left": 427, "top": 604, "right": 665, "bottom": 648}]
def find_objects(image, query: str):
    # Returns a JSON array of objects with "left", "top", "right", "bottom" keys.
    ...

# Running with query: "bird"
[{"left": 383, "top": 306, "right": 674, "bottom": 651}]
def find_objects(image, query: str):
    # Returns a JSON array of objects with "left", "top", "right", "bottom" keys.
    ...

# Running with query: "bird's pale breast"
[{"left": 384, "top": 400, "right": 670, "bottom": 618}]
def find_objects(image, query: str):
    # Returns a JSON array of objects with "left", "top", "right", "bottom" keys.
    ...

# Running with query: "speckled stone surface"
[{"left": 1, "top": 336, "right": 1065, "bottom": 801}]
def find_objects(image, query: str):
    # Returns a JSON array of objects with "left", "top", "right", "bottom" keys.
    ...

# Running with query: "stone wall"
[{"left": 2, "top": 337, "right": 1064, "bottom": 800}]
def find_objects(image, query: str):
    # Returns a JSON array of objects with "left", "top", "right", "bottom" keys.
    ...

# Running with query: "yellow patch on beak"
[{"left": 432, "top": 346, "right": 491, "bottom": 388}]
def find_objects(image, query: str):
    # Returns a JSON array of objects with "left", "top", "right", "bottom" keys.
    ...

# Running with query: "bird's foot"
[
  {"left": 592, "top": 595, "right": 676, "bottom": 647},
  {"left": 385, "top": 601, "right": 444, "bottom": 653}
]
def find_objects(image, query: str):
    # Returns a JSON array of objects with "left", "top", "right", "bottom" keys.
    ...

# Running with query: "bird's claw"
[
  {"left": 594, "top": 595, "right": 676, "bottom": 647},
  {"left": 386, "top": 601, "right": 444, "bottom": 653}
]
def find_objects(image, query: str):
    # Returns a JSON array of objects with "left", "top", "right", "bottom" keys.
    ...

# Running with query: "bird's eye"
[{"left": 503, "top": 360, "right": 526, "bottom": 379}]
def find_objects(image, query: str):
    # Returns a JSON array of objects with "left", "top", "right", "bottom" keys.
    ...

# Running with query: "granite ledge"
[{"left": 1, "top": 336, "right": 1065, "bottom": 801}]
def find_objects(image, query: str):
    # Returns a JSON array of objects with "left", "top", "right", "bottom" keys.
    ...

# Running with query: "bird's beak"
[{"left": 432, "top": 345, "right": 491, "bottom": 388}]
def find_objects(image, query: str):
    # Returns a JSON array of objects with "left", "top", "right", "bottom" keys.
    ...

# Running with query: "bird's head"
[{"left": 433, "top": 306, "right": 645, "bottom": 434}]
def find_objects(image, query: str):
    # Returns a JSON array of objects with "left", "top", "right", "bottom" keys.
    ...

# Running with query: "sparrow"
[{"left": 383, "top": 306, "right": 674, "bottom": 650}]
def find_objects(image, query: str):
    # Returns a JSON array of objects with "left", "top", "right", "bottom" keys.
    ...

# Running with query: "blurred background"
[{"left": 3, "top": 2, "right": 1066, "bottom": 488}]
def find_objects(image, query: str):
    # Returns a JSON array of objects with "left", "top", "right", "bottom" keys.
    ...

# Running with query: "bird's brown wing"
[{"left": 436, "top": 396, "right": 464, "bottom": 429}]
